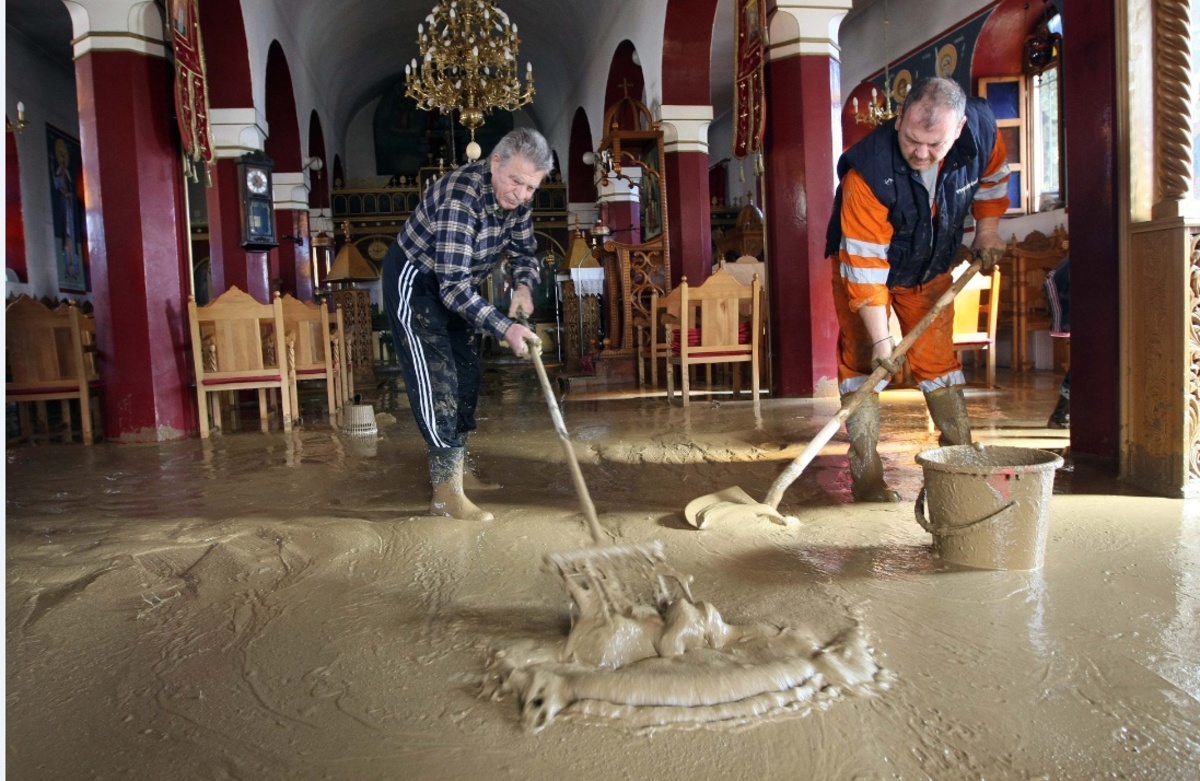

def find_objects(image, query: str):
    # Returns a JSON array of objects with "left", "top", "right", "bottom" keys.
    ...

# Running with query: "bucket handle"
[{"left": 915, "top": 488, "right": 1018, "bottom": 537}]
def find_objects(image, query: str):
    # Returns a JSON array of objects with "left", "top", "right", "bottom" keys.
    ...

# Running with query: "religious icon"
[
  {"left": 45, "top": 125, "right": 88, "bottom": 293},
  {"left": 937, "top": 44, "right": 958, "bottom": 79}
]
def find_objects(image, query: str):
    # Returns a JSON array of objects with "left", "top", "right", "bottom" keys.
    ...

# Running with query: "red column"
[
  {"left": 75, "top": 50, "right": 194, "bottom": 441},
  {"left": 205, "top": 158, "right": 270, "bottom": 301},
  {"left": 665, "top": 150, "right": 712, "bottom": 288},
  {"left": 271, "top": 210, "right": 314, "bottom": 301},
  {"left": 763, "top": 53, "right": 840, "bottom": 397},
  {"left": 605, "top": 199, "right": 640, "bottom": 246},
  {"left": 1062, "top": 0, "right": 1119, "bottom": 466}
]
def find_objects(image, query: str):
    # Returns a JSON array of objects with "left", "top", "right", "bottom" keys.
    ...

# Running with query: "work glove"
[{"left": 971, "top": 246, "right": 1004, "bottom": 273}]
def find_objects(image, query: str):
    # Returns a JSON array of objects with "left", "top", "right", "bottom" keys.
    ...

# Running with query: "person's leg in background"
[{"left": 1049, "top": 370, "right": 1070, "bottom": 428}]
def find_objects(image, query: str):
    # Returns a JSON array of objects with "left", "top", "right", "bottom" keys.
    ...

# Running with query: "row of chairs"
[
  {"left": 188, "top": 287, "right": 354, "bottom": 438},
  {"left": 6, "top": 288, "right": 355, "bottom": 443},
  {"left": 5, "top": 296, "right": 103, "bottom": 444},
  {"left": 636, "top": 258, "right": 1003, "bottom": 403}
]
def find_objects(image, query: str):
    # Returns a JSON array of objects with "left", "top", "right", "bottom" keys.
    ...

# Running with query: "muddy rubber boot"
[
  {"left": 924, "top": 386, "right": 973, "bottom": 447},
  {"left": 428, "top": 447, "right": 495, "bottom": 522},
  {"left": 845, "top": 393, "right": 900, "bottom": 503},
  {"left": 1048, "top": 394, "right": 1070, "bottom": 429}
]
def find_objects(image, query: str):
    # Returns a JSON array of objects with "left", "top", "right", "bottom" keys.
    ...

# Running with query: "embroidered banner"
[
  {"left": 169, "top": 0, "right": 214, "bottom": 180},
  {"left": 733, "top": 0, "right": 766, "bottom": 159}
]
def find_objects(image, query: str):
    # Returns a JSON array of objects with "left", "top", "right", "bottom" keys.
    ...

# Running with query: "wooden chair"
[
  {"left": 951, "top": 260, "right": 1002, "bottom": 388},
  {"left": 6, "top": 296, "right": 103, "bottom": 444},
  {"left": 638, "top": 283, "right": 681, "bottom": 388},
  {"left": 332, "top": 304, "right": 353, "bottom": 409},
  {"left": 188, "top": 287, "right": 293, "bottom": 437},
  {"left": 664, "top": 268, "right": 762, "bottom": 406},
  {"left": 280, "top": 294, "right": 345, "bottom": 426}
]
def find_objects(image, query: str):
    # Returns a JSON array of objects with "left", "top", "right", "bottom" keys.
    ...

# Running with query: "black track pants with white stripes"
[{"left": 382, "top": 244, "right": 481, "bottom": 450}]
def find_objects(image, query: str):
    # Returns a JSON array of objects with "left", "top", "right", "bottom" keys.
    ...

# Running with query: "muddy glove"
[{"left": 971, "top": 246, "right": 1004, "bottom": 273}]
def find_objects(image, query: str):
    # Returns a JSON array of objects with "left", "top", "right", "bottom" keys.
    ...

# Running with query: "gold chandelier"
[
  {"left": 405, "top": 0, "right": 535, "bottom": 161},
  {"left": 852, "top": 83, "right": 897, "bottom": 127}
]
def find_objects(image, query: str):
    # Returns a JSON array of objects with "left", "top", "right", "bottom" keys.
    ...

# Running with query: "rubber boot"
[
  {"left": 429, "top": 447, "right": 495, "bottom": 522},
  {"left": 845, "top": 393, "right": 900, "bottom": 503},
  {"left": 924, "top": 386, "right": 973, "bottom": 447},
  {"left": 1048, "top": 394, "right": 1070, "bottom": 429}
]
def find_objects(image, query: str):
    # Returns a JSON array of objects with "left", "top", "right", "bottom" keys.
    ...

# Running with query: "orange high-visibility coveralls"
[{"left": 833, "top": 140, "right": 1009, "bottom": 396}]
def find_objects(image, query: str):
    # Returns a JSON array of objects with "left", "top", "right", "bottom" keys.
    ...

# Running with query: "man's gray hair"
[
  {"left": 492, "top": 128, "right": 554, "bottom": 174},
  {"left": 901, "top": 77, "right": 967, "bottom": 129}
]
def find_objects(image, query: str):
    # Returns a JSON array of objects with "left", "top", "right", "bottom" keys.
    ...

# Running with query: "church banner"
[
  {"left": 733, "top": 0, "right": 766, "bottom": 159},
  {"left": 169, "top": 0, "right": 214, "bottom": 181}
]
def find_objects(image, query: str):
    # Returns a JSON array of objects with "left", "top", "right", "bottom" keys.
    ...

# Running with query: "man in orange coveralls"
[{"left": 825, "top": 77, "right": 1010, "bottom": 502}]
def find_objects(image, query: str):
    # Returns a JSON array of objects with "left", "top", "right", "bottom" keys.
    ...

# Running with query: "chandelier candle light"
[
  {"left": 852, "top": 0, "right": 901, "bottom": 127},
  {"left": 405, "top": 0, "right": 535, "bottom": 161}
]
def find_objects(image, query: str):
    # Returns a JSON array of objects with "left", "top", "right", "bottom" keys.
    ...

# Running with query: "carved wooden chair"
[
  {"left": 332, "top": 304, "right": 353, "bottom": 410},
  {"left": 6, "top": 296, "right": 103, "bottom": 444},
  {"left": 188, "top": 287, "right": 292, "bottom": 437},
  {"left": 280, "top": 294, "right": 345, "bottom": 426},
  {"left": 638, "top": 283, "right": 681, "bottom": 389},
  {"left": 664, "top": 268, "right": 762, "bottom": 406}
]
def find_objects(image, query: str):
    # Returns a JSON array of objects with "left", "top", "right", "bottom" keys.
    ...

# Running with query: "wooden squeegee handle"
[
  {"left": 526, "top": 336, "right": 608, "bottom": 546},
  {"left": 761, "top": 258, "right": 985, "bottom": 511}
]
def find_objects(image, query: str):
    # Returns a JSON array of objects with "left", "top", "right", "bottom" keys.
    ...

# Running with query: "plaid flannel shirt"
[{"left": 397, "top": 160, "right": 539, "bottom": 340}]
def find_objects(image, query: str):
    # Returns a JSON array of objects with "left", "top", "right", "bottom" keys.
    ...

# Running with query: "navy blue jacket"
[{"left": 825, "top": 97, "right": 1002, "bottom": 288}]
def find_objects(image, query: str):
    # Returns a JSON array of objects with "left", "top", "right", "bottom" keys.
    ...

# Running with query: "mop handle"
[
  {"left": 524, "top": 332, "right": 608, "bottom": 546},
  {"left": 761, "top": 259, "right": 985, "bottom": 510}
]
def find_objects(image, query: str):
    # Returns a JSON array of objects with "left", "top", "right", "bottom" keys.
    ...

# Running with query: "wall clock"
[{"left": 236, "top": 152, "right": 278, "bottom": 251}]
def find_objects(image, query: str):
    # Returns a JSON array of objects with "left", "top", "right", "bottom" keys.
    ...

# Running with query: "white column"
[
  {"left": 63, "top": 0, "right": 166, "bottom": 58},
  {"left": 658, "top": 105, "right": 712, "bottom": 155}
]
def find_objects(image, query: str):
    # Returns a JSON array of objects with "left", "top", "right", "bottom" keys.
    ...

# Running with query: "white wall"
[
  {"left": 6, "top": 23, "right": 82, "bottom": 301},
  {"left": 344, "top": 97, "right": 382, "bottom": 185}
]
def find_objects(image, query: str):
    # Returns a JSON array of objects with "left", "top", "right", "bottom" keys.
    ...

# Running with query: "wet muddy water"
[{"left": 6, "top": 367, "right": 1198, "bottom": 778}]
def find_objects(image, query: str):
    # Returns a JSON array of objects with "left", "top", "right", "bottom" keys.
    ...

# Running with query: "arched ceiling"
[
  {"left": 269, "top": 0, "right": 654, "bottom": 139},
  {"left": 10, "top": 0, "right": 699, "bottom": 143},
  {"left": 8, "top": 0, "right": 896, "bottom": 154}
]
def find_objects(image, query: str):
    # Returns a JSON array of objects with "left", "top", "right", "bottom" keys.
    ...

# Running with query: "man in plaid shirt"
[{"left": 382, "top": 128, "right": 550, "bottom": 522}]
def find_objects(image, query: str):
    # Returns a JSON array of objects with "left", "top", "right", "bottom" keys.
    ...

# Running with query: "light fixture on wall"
[
  {"left": 582, "top": 147, "right": 658, "bottom": 192},
  {"left": 1023, "top": 1, "right": 1062, "bottom": 75},
  {"left": 852, "top": 1, "right": 900, "bottom": 127},
  {"left": 304, "top": 156, "right": 324, "bottom": 172},
  {"left": 582, "top": 150, "right": 629, "bottom": 190},
  {"left": 7, "top": 101, "right": 27, "bottom": 134},
  {"left": 405, "top": 0, "right": 535, "bottom": 162}
]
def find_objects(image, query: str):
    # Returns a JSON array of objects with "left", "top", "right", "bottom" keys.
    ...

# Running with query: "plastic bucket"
[
  {"left": 914, "top": 444, "right": 1063, "bottom": 571},
  {"left": 342, "top": 403, "right": 378, "bottom": 437}
]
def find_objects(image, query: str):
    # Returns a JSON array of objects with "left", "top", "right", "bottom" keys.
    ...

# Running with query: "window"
[{"left": 978, "top": 12, "right": 1064, "bottom": 215}]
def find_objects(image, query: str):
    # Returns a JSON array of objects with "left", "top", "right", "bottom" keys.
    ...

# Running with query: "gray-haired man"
[{"left": 382, "top": 128, "right": 553, "bottom": 521}]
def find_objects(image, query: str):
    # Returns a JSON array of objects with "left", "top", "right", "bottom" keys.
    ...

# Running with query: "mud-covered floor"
[{"left": 6, "top": 364, "right": 1199, "bottom": 779}]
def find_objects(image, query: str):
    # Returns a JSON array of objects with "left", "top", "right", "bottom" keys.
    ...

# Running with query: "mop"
[{"left": 523, "top": 331, "right": 693, "bottom": 619}]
